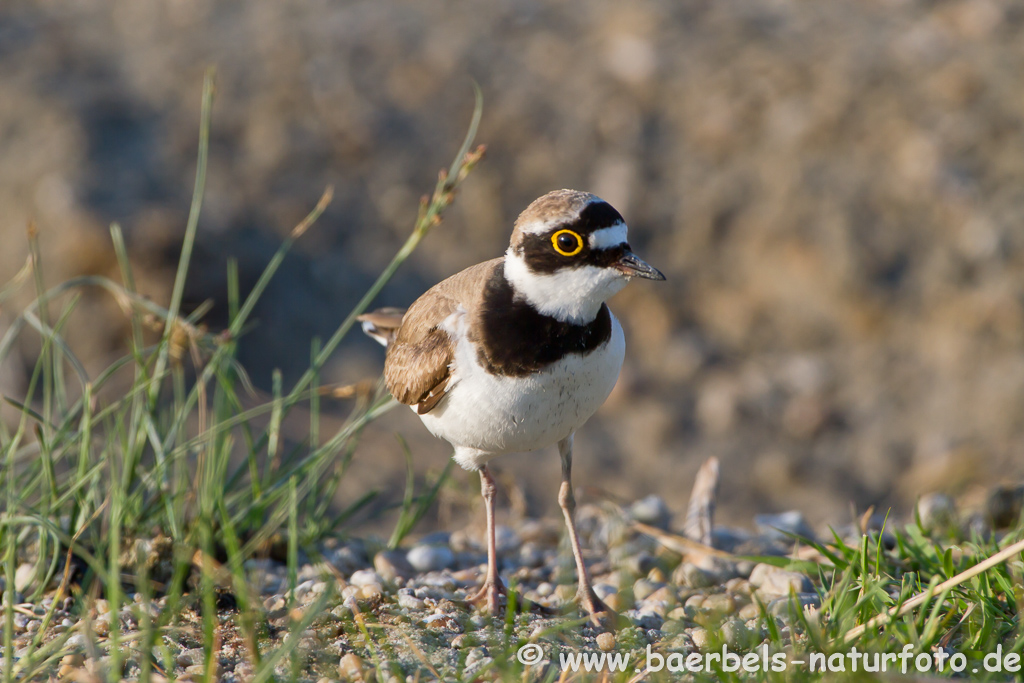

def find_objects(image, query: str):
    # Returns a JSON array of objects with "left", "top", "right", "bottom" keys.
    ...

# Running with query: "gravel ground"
[{"left": 10, "top": 486, "right": 1015, "bottom": 682}]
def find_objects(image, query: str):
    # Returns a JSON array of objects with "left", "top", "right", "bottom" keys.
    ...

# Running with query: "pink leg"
[
  {"left": 466, "top": 465, "right": 505, "bottom": 614},
  {"left": 557, "top": 435, "right": 613, "bottom": 627}
]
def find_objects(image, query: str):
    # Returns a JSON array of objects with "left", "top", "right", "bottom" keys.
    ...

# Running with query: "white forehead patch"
[
  {"left": 518, "top": 216, "right": 564, "bottom": 236},
  {"left": 588, "top": 222, "right": 628, "bottom": 250}
]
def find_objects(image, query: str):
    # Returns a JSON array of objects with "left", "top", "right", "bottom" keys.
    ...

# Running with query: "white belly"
[{"left": 417, "top": 312, "right": 626, "bottom": 468}]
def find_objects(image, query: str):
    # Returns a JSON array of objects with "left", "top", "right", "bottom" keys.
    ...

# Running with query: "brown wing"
[{"left": 384, "top": 258, "right": 501, "bottom": 414}]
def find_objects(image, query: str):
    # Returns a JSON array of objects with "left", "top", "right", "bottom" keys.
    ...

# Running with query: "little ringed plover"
[{"left": 359, "top": 189, "right": 665, "bottom": 626}]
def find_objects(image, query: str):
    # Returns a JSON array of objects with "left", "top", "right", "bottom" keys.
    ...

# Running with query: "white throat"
[{"left": 503, "top": 250, "right": 628, "bottom": 324}]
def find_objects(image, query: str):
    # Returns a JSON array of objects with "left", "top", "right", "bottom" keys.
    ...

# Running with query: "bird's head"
[{"left": 504, "top": 189, "right": 665, "bottom": 324}]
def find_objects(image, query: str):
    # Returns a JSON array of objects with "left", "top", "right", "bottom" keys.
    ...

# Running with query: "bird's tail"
[{"left": 356, "top": 307, "right": 406, "bottom": 347}]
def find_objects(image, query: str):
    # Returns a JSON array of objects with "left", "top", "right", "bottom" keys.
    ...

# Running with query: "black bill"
[{"left": 616, "top": 251, "right": 666, "bottom": 280}]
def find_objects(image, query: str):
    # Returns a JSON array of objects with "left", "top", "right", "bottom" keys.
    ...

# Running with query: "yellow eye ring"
[{"left": 551, "top": 229, "right": 584, "bottom": 256}]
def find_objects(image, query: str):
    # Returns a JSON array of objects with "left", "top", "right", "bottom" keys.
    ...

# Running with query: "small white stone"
[
  {"left": 14, "top": 564, "right": 35, "bottom": 593},
  {"left": 690, "top": 627, "right": 709, "bottom": 649},
  {"left": 293, "top": 580, "right": 316, "bottom": 600},
  {"left": 407, "top": 545, "right": 455, "bottom": 572},
  {"left": 397, "top": 592, "right": 425, "bottom": 611},
  {"left": 348, "top": 569, "right": 384, "bottom": 587},
  {"left": 748, "top": 563, "right": 813, "bottom": 596}
]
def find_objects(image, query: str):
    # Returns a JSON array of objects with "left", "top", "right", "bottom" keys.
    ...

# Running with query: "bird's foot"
[
  {"left": 576, "top": 587, "right": 622, "bottom": 631},
  {"left": 466, "top": 576, "right": 506, "bottom": 617}
]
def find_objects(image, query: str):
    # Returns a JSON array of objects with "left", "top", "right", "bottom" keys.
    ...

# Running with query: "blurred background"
[{"left": 2, "top": 0, "right": 1023, "bottom": 531}]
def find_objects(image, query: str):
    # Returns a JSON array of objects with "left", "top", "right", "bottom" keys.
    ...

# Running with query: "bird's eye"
[{"left": 552, "top": 229, "right": 583, "bottom": 256}]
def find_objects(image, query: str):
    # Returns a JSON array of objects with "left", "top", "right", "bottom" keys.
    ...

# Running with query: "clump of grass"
[{"left": 0, "top": 69, "right": 484, "bottom": 681}]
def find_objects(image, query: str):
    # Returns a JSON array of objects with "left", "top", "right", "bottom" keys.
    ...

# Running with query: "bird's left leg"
[{"left": 557, "top": 434, "right": 613, "bottom": 627}]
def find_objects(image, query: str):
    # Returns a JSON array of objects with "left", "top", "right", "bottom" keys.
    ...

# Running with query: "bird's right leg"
[{"left": 465, "top": 464, "right": 505, "bottom": 615}]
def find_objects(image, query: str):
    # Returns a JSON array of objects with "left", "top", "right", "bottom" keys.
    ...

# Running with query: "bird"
[{"left": 358, "top": 189, "right": 664, "bottom": 626}]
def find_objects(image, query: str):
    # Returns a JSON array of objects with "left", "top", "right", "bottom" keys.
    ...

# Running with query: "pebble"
[
  {"left": 731, "top": 591, "right": 752, "bottom": 610},
  {"left": 748, "top": 563, "right": 813, "bottom": 597},
  {"left": 667, "top": 606, "right": 689, "bottom": 621},
  {"left": 14, "top": 564, "right": 35, "bottom": 593},
  {"left": 660, "top": 618, "right": 687, "bottom": 635},
  {"left": 518, "top": 543, "right": 546, "bottom": 567},
  {"left": 293, "top": 579, "right": 317, "bottom": 601},
  {"left": 554, "top": 584, "right": 576, "bottom": 604},
  {"left": 339, "top": 653, "right": 363, "bottom": 679},
  {"left": 633, "top": 579, "right": 663, "bottom": 601},
  {"left": 644, "top": 586, "right": 675, "bottom": 605},
  {"left": 768, "top": 593, "right": 820, "bottom": 619},
  {"left": 684, "top": 594, "right": 705, "bottom": 611},
  {"left": 701, "top": 593, "right": 736, "bottom": 617},
  {"left": 94, "top": 613, "right": 111, "bottom": 636},
  {"left": 711, "top": 527, "right": 753, "bottom": 553},
  {"left": 917, "top": 492, "right": 958, "bottom": 533},
  {"left": 754, "top": 511, "right": 816, "bottom": 542},
  {"left": 675, "top": 562, "right": 715, "bottom": 589},
  {"left": 720, "top": 619, "right": 750, "bottom": 649},
  {"left": 359, "top": 584, "right": 383, "bottom": 601},
  {"left": 449, "top": 529, "right": 477, "bottom": 553},
  {"left": 407, "top": 544, "right": 455, "bottom": 572},
  {"left": 348, "top": 569, "right": 383, "bottom": 587},
  {"left": 628, "top": 495, "right": 672, "bottom": 530},
  {"left": 639, "top": 597, "right": 668, "bottom": 618},
  {"left": 632, "top": 609, "right": 663, "bottom": 630},
  {"left": 690, "top": 627, "right": 709, "bottom": 649},
  {"left": 396, "top": 590, "right": 425, "bottom": 611},
  {"left": 185, "top": 664, "right": 206, "bottom": 677},
  {"left": 621, "top": 550, "right": 659, "bottom": 576},
  {"left": 962, "top": 511, "right": 991, "bottom": 538},
  {"left": 665, "top": 633, "right": 694, "bottom": 651},
  {"left": 596, "top": 632, "right": 615, "bottom": 651},
  {"left": 326, "top": 543, "right": 370, "bottom": 575},
  {"left": 986, "top": 485, "right": 1024, "bottom": 529},
  {"left": 464, "top": 647, "right": 492, "bottom": 671},
  {"left": 414, "top": 573, "right": 457, "bottom": 591},
  {"left": 374, "top": 549, "right": 415, "bottom": 581},
  {"left": 57, "top": 653, "right": 84, "bottom": 678},
  {"left": 424, "top": 613, "right": 461, "bottom": 631},
  {"left": 738, "top": 602, "right": 761, "bottom": 620}
]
